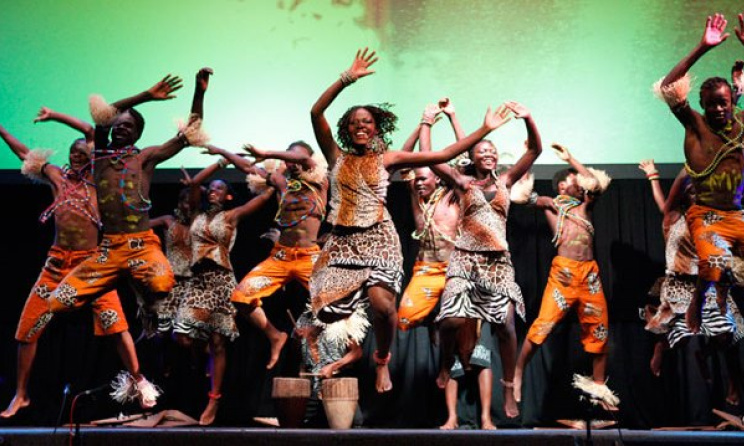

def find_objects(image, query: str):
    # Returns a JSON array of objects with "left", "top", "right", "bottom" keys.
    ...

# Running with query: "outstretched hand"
[
  {"left": 33, "top": 106, "right": 53, "bottom": 123},
  {"left": 348, "top": 48, "right": 378, "bottom": 79},
  {"left": 505, "top": 101, "right": 531, "bottom": 119},
  {"left": 551, "top": 143, "right": 572, "bottom": 162},
  {"left": 242, "top": 143, "right": 265, "bottom": 163},
  {"left": 195, "top": 68, "right": 213, "bottom": 92},
  {"left": 638, "top": 159, "right": 658, "bottom": 175},
  {"left": 148, "top": 74, "right": 183, "bottom": 101},
  {"left": 421, "top": 103, "right": 442, "bottom": 125},
  {"left": 179, "top": 166, "right": 193, "bottom": 186},
  {"left": 439, "top": 97, "right": 456, "bottom": 116},
  {"left": 701, "top": 13, "right": 729, "bottom": 48},
  {"left": 736, "top": 14, "right": 744, "bottom": 46},
  {"left": 483, "top": 104, "right": 513, "bottom": 131},
  {"left": 200, "top": 144, "right": 223, "bottom": 156}
]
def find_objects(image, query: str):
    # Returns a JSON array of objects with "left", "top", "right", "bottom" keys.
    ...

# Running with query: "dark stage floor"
[{"left": 2, "top": 427, "right": 744, "bottom": 446}]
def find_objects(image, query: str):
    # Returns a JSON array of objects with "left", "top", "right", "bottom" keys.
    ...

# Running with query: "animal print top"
[
  {"left": 455, "top": 177, "right": 510, "bottom": 252},
  {"left": 327, "top": 152, "right": 390, "bottom": 228},
  {"left": 190, "top": 211, "right": 237, "bottom": 271},
  {"left": 664, "top": 215, "right": 698, "bottom": 276},
  {"left": 165, "top": 222, "right": 192, "bottom": 278}
]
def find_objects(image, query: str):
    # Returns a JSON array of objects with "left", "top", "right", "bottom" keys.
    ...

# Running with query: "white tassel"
[
  {"left": 177, "top": 114, "right": 210, "bottom": 147},
  {"left": 572, "top": 374, "right": 620, "bottom": 408},
  {"left": 110, "top": 371, "right": 137, "bottom": 404},
  {"left": 21, "top": 149, "right": 54, "bottom": 182},
  {"left": 298, "top": 164, "right": 327, "bottom": 185},
  {"left": 89, "top": 95, "right": 119, "bottom": 126},
  {"left": 577, "top": 168, "right": 611, "bottom": 194},
  {"left": 308, "top": 304, "right": 371, "bottom": 348},
  {"left": 652, "top": 74, "right": 692, "bottom": 108},
  {"left": 510, "top": 171, "right": 535, "bottom": 204}
]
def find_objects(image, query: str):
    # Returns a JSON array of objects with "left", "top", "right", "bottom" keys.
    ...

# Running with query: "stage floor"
[{"left": 2, "top": 427, "right": 744, "bottom": 446}]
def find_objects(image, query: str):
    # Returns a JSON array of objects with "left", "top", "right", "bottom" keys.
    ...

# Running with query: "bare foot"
[
  {"left": 436, "top": 369, "right": 451, "bottom": 390},
  {"left": 503, "top": 384, "right": 520, "bottom": 419},
  {"left": 1, "top": 395, "right": 30, "bottom": 418},
  {"left": 266, "top": 331, "right": 288, "bottom": 369},
  {"left": 376, "top": 364, "right": 393, "bottom": 393},
  {"left": 481, "top": 417, "right": 497, "bottom": 430},
  {"left": 439, "top": 417, "right": 458, "bottom": 430},
  {"left": 513, "top": 373, "right": 523, "bottom": 403},
  {"left": 199, "top": 398, "right": 220, "bottom": 426}
]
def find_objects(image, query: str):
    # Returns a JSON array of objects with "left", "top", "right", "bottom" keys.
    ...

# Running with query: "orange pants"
[
  {"left": 526, "top": 256, "right": 609, "bottom": 354},
  {"left": 686, "top": 204, "right": 744, "bottom": 282},
  {"left": 49, "top": 230, "right": 174, "bottom": 313},
  {"left": 15, "top": 246, "right": 128, "bottom": 343},
  {"left": 232, "top": 243, "right": 320, "bottom": 307},
  {"left": 398, "top": 261, "right": 447, "bottom": 330}
]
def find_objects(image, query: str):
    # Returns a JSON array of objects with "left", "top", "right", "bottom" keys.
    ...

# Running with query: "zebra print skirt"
[{"left": 436, "top": 249, "right": 525, "bottom": 324}]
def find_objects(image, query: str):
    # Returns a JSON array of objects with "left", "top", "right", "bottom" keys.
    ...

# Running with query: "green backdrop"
[{"left": 1, "top": 0, "right": 743, "bottom": 169}]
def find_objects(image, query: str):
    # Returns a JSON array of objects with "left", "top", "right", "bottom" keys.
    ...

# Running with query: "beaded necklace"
[
  {"left": 274, "top": 178, "right": 325, "bottom": 228},
  {"left": 411, "top": 186, "right": 457, "bottom": 245},
  {"left": 685, "top": 112, "right": 744, "bottom": 179},
  {"left": 39, "top": 166, "right": 102, "bottom": 228},
  {"left": 93, "top": 146, "right": 152, "bottom": 212},
  {"left": 552, "top": 195, "right": 593, "bottom": 247}
]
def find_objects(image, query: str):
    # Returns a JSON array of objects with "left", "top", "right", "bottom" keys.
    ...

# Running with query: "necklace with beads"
[
  {"left": 411, "top": 186, "right": 457, "bottom": 245},
  {"left": 552, "top": 195, "right": 593, "bottom": 247},
  {"left": 274, "top": 178, "right": 325, "bottom": 228},
  {"left": 686, "top": 112, "right": 744, "bottom": 179},
  {"left": 94, "top": 146, "right": 152, "bottom": 212},
  {"left": 40, "top": 166, "right": 101, "bottom": 228}
]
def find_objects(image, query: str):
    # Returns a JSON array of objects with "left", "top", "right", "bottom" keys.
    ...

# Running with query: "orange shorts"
[
  {"left": 49, "top": 230, "right": 174, "bottom": 313},
  {"left": 232, "top": 243, "right": 320, "bottom": 307},
  {"left": 526, "top": 256, "right": 609, "bottom": 354},
  {"left": 398, "top": 261, "right": 447, "bottom": 330},
  {"left": 15, "top": 246, "right": 128, "bottom": 343},
  {"left": 686, "top": 204, "right": 744, "bottom": 282}
]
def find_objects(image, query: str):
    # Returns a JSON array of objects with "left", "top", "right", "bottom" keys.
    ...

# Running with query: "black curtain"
[{"left": 1, "top": 176, "right": 742, "bottom": 428}]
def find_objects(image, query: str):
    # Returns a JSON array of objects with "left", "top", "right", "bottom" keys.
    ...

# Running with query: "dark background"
[{"left": 0, "top": 172, "right": 741, "bottom": 429}]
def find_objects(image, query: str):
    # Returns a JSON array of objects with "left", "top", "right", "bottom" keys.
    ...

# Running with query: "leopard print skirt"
[
  {"left": 436, "top": 249, "right": 525, "bottom": 324},
  {"left": 154, "top": 276, "right": 190, "bottom": 335},
  {"left": 173, "top": 261, "right": 239, "bottom": 341},
  {"left": 310, "top": 220, "right": 403, "bottom": 322}
]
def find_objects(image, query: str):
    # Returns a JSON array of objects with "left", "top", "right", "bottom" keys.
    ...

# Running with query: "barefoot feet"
[
  {"left": 375, "top": 364, "right": 393, "bottom": 393},
  {"left": 1, "top": 395, "right": 30, "bottom": 418},
  {"left": 199, "top": 393, "right": 221, "bottom": 426},
  {"left": 266, "top": 331, "right": 288, "bottom": 369}
]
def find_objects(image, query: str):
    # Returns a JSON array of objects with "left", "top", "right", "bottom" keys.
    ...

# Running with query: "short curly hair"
[
  {"left": 336, "top": 103, "right": 398, "bottom": 150},
  {"left": 699, "top": 76, "right": 733, "bottom": 105}
]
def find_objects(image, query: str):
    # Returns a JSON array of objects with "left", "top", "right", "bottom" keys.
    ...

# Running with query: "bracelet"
[
  {"left": 528, "top": 191, "right": 539, "bottom": 205},
  {"left": 420, "top": 115, "right": 437, "bottom": 126},
  {"left": 176, "top": 131, "right": 189, "bottom": 146},
  {"left": 648, "top": 175, "right": 659, "bottom": 181},
  {"left": 217, "top": 158, "right": 229, "bottom": 169},
  {"left": 339, "top": 70, "right": 358, "bottom": 86},
  {"left": 646, "top": 171, "right": 660, "bottom": 181}
]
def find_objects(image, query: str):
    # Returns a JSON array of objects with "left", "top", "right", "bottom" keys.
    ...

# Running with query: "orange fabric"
[
  {"left": 526, "top": 256, "right": 609, "bottom": 354},
  {"left": 686, "top": 204, "right": 744, "bottom": 282},
  {"left": 15, "top": 246, "right": 128, "bottom": 343},
  {"left": 232, "top": 243, "right": 320, "bottom": 307},
  {"left": 398, "top": 261, "right": 447, "bottom": 330},
  {"left": 48, "top": 230, "right": 174, "bottom": 313}
]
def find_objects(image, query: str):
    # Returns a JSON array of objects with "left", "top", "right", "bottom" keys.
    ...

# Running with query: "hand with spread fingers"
[
  {"left": 147, "top": 74, "right": 183, "bottom": 101},
  {"left": 551, "top": 143, "right": 572, "bottom": 162}
]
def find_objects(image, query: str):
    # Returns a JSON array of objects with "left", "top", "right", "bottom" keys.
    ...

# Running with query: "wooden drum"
[
  {"left": 272, "top": 377, "right": 311, "bottom": 428},
  {"left": 321, "top": 378, "right": 358, "bottom": 429}
]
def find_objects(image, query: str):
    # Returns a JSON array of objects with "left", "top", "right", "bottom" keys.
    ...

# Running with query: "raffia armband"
[{"left": 652, "top": 74, "right": 692, "bottom": 109}]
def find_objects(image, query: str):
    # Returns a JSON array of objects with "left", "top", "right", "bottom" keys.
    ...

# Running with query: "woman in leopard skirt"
[
  {"left": 172, "top": 154, "right": 275, "bottom": 425},
  {"left": 309, "top": 48, "right": 512, "bottom": 393}
]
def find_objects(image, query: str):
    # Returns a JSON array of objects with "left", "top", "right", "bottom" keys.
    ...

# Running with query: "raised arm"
[
  {"left": 188, "top": 161, "right": 225, "bottom": 211},
  {"left": 400, "top": 124, "right": 422, "bottom": 153},
  {"left": 638, "top": 159, "right": 665, "bottom": 213},
  {"left": 502, "top": 102, "right": 542, "bottom": 188},
  {"left": 243, "top": 144, "right": 316, "bottom": 171},
  {"left": 0, "top": 124, "right": 31, "bottom": 160},
  {"left": 228, "top": 186, "right": 275, "bottom": 223},
  {"left": 439, "top": 98, "right": 466, "bottom": 141},
  {"left": 111, "top": 75, "right": 183, "bottom": 110},
  {"left": 34, "top": 107, "right": 93, "bottom": 141},
  {"left": 311, "top": 49, "right": 377, "bottom": 167},
  {"left": 415, "top": 106, "right": 461, "bottom": 187},
  {"left": 384, "top": 105, "right": 513, "bottom": 173},
  {"left": 661, "top": 14, "right": 728, "bottom": 128},
  {"left": 191, "top": 68, "right": 212, "bottom": 119}
]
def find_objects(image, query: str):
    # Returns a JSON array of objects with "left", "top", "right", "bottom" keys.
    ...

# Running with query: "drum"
[
  {"left": 272, "top": 377, "right": 311, "bottom": 428},
  {"left": 321, "top": 378, "right": 358, "bottom": 429}
]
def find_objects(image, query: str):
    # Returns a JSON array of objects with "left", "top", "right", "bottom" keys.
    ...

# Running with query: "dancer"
[
  {"left": 45, "top": 71, "right": 208, "bottom": 406},
  {"left": 398, "top": 99, "right": 462, "bottom": 333},
  {"left": 512, "top": 143, "right": 615, "bottom": 409},
  {"left": 0, "top": 109, "right": 146, "bottom": 417},
  {"left": 421, "top": 99, "right": 541, "bottom": 419},
  {"left": 173, "top": 148, "right": 275, "bottom": 425},
  {"left": 309, "top": 48, "right": 513, "bottom": 393},
  {"left": 657, "top": 12, "right": 744, "bottom": 332},
  {"left": 639, "top": 160, "right": 743, "bottom": 404},
  {"left": 222, "top": 141, "right": 328, "bottom": 369}
]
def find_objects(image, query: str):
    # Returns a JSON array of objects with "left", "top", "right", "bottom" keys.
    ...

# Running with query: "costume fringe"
[
  {"left": 246, "top": 159, "right": 281, "bottom": 194},
  {"left": 299, "top": 164, "right": 327, "bottom": 185},
  {"left": 577, "top": 168, "right": 611, "bottom": 194},
  {"left": 21, "top": 149, "right": 54, "bottom": 182},
  {"left": 572, "top": 374, "right": 620, "bottom": 407},
  {"left": 89, "top": 95, "right": 118, "bottom": 126},
  {"left": 510, "top": 171, "right": 534, "bottom": 204},
  {"left": 732, "top": 257, "right": 744, "bottom": 286},
  {"left": 320, "top": 304, "right": 371, "bottom": 347},
  {"left": 652, "top": 74, "right": 692, "bottom": 108},
  {"left": 110, "top": 371, "right": 137, "bottom": 404},
  {"left": 177, "top": 114, "right": 209, "bottom": 147}
]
